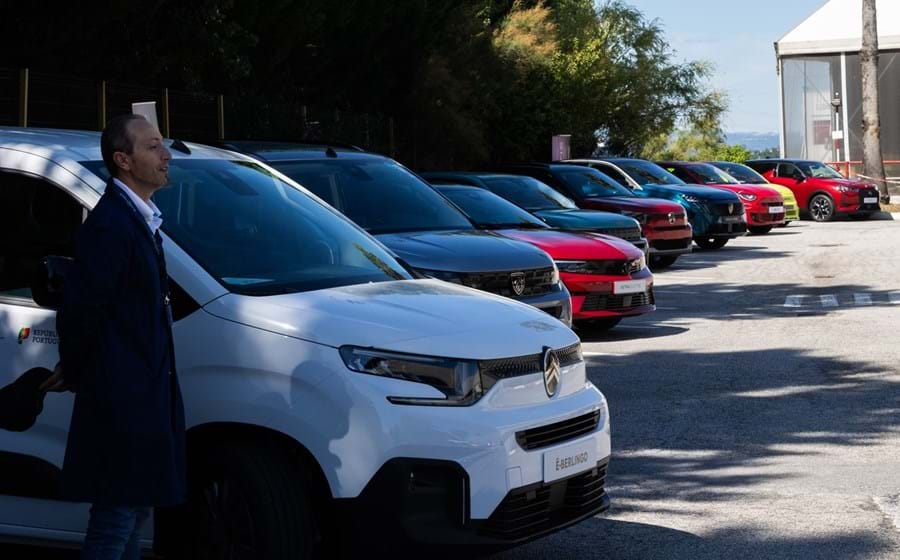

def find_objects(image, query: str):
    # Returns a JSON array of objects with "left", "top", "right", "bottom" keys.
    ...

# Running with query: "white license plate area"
[
  {"left": 864, "top": 197, "right": 878, "bottom": 204},
  {"left": 543, "top": 437, "right": 598, "bottom": 483},
  {"left": 768, "top": 206, "right": 784, "bottom": 214},
  {"left": 720, "top": 215, "right": 742, "bottom": 223},
  {"left": 613, "top": 279, "right": 647, "bottom": 294}
]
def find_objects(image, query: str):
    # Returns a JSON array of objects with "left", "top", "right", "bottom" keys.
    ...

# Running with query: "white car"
[{"left": 0, "top": 128, "right": 611, "bottom": 557}]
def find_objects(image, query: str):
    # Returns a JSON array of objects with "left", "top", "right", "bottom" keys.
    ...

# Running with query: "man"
[{"left": 42, "top": 114, "right": 186, "bottom": 560}]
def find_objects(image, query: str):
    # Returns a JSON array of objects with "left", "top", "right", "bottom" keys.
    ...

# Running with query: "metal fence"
[{"left": 0, "top": 67, "right": 401, "bottom": 158}]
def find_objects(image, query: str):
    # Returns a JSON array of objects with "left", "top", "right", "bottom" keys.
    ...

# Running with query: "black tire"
[
  {"left": 808, "top": 194, "right": 835, "bottom": 222},
  {"left": 182, "top": 442, "right": 315, "bottom": 560},
  {"left": 748, "top": 225, "right": 773, "bottom": 235},
  {"left": 649, "top": 254, "right": 679, "bottom": 269},
  {"left": 694, "top": 237, "right": 728, "bottom": 250},
  {"left": 577, "top": 317, "right": 622, "bottom": 332}
]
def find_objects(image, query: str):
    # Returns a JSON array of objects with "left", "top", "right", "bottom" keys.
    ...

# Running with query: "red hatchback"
[
  {"left": 437, "top": 184, "right": 655, "bottom": 330},
  {"left": 658, "top": 161, "right": 786, "bottom": 234},
  {"left": 745, "top": 159, "right": 881, "bottom": 222}
]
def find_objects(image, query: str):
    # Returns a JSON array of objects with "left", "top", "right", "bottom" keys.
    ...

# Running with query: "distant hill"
[{"left": 726, "top": 132, "right": 779, "bottom": 152}]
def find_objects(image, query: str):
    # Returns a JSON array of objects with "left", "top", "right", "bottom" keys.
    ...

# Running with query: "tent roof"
[{"left": 777, "top": 0, "right": 900, "bottom": 56}]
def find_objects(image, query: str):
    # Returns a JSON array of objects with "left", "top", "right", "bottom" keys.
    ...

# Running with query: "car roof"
[
  {"left": 746, "top": 158, "right": 818, "bottom": 164},
  {"left": 433, "top": 183, "right": 481, "bottom": 191},
  {"left": 220, "top": 140, "right": 378, "bottom": 163},
  {"left": 0, "top": 126, "right": 248, "bottom": 164},
  {"left": 425, "top": 171, "right": 533, "bottom": 181},
  {"left": 499, "top": 162, "right": 594, "bottom": 172}
]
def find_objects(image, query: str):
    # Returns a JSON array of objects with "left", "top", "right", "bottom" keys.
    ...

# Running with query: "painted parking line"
[
  {"left": 784, "top": 295, "right": 804, "bottom": 308},
  {"left": 854, "top": 293, "right": 873, "bottom": 306},
  {"left": 820, "top": 294, "right": 839, "bottom": 307}
]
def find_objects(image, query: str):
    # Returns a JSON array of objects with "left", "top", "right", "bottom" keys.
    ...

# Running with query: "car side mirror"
[
  {"left": 793, "top": 173, "right": 805, "bottom": 182},
  {"left": 31, "top": 256, "right": 73, "bottom": 309}
]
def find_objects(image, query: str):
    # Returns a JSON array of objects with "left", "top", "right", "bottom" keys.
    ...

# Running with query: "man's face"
[{"left": 119, "top": 119, "right": 171, "bottom": 190}]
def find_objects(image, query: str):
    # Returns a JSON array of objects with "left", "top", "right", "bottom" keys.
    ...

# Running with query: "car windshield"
[
  {"left": 616, "top": 160, "right": 685, "bottom": 185},
  {"left": 437, "top": 187, "right": 548, "bottom": 229},
  {"left": 483, "top": 176, "right": 578, "bottom": 210},
  {"left": 80, "top": 159, "right": 412, "bottom": 296},
  {"left": 272, "top": 158, "right": 474, "bottom": 234},
  {"left": 797, "top": 161, "right": 844, "bottom": 179},
  {"left": 686, "top": 164, "right": 740, "bottom": 185},
  {"left": 713, "top": 162, "right": 767, "bottom": 184},
  {"left": 556, "top": 168, "right": 634, "bottom": 198}
]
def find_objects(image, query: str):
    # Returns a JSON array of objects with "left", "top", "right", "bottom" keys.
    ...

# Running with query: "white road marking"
[
  {"left": 820, "top": 294, "right": 839, "bottom": 307},
  {"left": 784, "top": 295, "right": 804, "bottom": 308},
  {"left": 854, "top": 293, "right": 873, "bottom": 306}
]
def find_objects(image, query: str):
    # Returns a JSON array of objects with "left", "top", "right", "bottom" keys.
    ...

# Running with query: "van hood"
[
  {"left": 376, "top": 230, "right": 552, "bottom": 273},
  {"left": 496, "top": 229, "right": 642, "bottom": 261},
  {"left": 203, "top": 279, "right": 577, "bottom": 358},
  {"left": 534, "top": 209, "right": 640, "bottom": 230}
]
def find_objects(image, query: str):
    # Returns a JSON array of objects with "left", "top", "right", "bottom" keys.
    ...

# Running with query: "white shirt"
[{"left": 113, "top": 178, "right": 163, "bottom": 234}]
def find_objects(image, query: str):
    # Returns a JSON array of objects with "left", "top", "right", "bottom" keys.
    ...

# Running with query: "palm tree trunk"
[{"left": 861, "top": 0, "right": 888, "bottom": 201}]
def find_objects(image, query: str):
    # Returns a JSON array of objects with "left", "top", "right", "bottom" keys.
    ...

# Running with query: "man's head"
[{"left": 101, "top": 115, "right": 171, "bottom": 197}]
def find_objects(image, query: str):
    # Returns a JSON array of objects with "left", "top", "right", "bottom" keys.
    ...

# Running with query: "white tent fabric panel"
[{"left": 778, "top": 0, "right": 900, "bottom": 56}]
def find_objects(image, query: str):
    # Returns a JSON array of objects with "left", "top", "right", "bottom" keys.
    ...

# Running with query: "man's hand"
[{"left": 40, "top": 363, "right": 68, "bottom": 393}]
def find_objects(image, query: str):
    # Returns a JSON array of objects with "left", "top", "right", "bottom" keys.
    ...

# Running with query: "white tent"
[{"left": 777, "top": 0, "right": 900, "bottom": 56}]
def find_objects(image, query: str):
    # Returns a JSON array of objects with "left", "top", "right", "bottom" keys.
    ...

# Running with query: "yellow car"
[{"left": 708, "top": 161, "right": 801, "bottom": 223}]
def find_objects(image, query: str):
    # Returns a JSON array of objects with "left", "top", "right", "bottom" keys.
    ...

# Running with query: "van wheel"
[
  {"left": 748, "top": 225, "right": 773, "bottom": 235},
  {"left": 694, "top": 237, "right": 728, "bottom": 250},
  {"left": 809, "top": 194, "right": 835, "bottom": 222},
  {"left": 649, "top": 255, "right": 679, "bottom": 269},
  {"left": 184, "top": 442, "right": 315, "bottom": 560}
]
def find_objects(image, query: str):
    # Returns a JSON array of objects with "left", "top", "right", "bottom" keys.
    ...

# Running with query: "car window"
[
  {"left": 483, "top": 176, "right": 578, "bottom": 210},
  {"left": 0, "top": 172, "right": 84, "bottom": 304},
  {"left": 616, "top": 160, "right": 685, "bottom": 185},
  {"left": 273, "top": 159, "right": 474, "bottom": 234},
  {"left": 796, "top": 161, "right": 844, "bottom": 179},
  {"left": 593, "top": 165, "right": 633, "bottom": 188},
  {"left": 777, "top": 163, "right": 802, "bottom": 178},
  {"left": 81, "top": 159, "right": 412, "bottom": 296},
  {"left": 686, "top": 164, "right": 740, "bottom": 184},
  {"left": 438, "top": 187, "right": 547, "bottom": 228},
  {"left": 555, "top": 168, "right": 634, "bottom": 198},
  {"left": 714, "top": 163, "right": 767, "bottom": 184}
]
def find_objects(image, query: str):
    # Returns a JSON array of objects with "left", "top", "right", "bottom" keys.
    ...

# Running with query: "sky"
[{"left": 626, "top": 0, "right": 829, "bottom": 134}]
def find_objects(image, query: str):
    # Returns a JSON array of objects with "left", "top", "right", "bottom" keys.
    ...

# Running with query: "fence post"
[
  {"left": 161, "top": 88, "right": 170, "bottom": 137},
  {"left": 98, "top": 80, "right": 107, "bottom": 130},
  {"left": 217, "top": 94, "right": 225, "bottom": 141},
  {"left": 18, "top": 68, "right": 29, "bottom": 127}
]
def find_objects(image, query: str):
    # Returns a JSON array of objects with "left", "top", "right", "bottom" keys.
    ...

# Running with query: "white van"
[{"left": 0, "top": 128, "right": 610, "bottom": 557}]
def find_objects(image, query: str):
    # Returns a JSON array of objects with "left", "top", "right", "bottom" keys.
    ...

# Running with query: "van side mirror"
[{"left": 31, "top": 256, "right": 73, "bottom": 309}]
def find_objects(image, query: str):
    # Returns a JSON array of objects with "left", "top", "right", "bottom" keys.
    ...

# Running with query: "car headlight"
[
  {"left": 551, "top": 261, "right": 560, "bottom": 284},
  {"left": 420, "top": 269, "right": 464, "bottom": 284},
  {"left": 636, "top": 254, "right": 647, "bottom": 271},
  {"left": 738, "top": 192, "right": 757, "bottom": 201},
  {"left": 836, "top": 185, "right": 858, "bottom": 193},
  {"left": 340, "top": 346, "right": 484, "bottom": 406},
  {"left": 682, "top": 194, "right": 701, "bottom": 203},
  {"left": 622, "top": 211, "right": 647, "bottom": 224}
]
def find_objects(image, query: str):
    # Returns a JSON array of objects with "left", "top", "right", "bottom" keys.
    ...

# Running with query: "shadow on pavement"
[{"left": 576, "top": 324, "right": 689, "bottom": 343}]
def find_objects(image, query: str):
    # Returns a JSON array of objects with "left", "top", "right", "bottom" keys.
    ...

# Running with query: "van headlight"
[{"left": 340, "top": 346, "right": 484, "bottom": 406}]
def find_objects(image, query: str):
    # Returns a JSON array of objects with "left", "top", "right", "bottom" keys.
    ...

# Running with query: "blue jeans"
[{"left": 80, "top": 505, "right": 152, "bottom": 560}]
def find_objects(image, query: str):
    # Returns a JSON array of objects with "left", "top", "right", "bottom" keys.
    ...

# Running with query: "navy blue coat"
[{"left": 58, "top": 180, "right": 186, "bottom": 507}]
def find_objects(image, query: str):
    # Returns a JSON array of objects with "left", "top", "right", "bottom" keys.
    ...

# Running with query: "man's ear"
[{"left": 113, "top": 151, "right": 131, "bottom": 173}]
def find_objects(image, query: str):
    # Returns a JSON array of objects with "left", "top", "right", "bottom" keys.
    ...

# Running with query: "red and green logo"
[{"left": 17, "top": 328, "right": 30, "bottom": 344}]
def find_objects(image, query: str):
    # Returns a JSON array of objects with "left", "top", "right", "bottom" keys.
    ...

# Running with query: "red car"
[
  {"left": 658, "top": 161, "right": 786, "bottom": 234},
  {"left": 490, "top": 163, "right": 693, "bottom": 268},
  {"left": 745, "top": 159, "right": 881, "bottom": 222},
  {"left": 436, "top": 184, "right": 655, "bottom": 330}
]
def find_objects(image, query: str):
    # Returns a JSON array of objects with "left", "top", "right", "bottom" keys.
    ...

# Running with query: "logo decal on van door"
[{"left": 17, "top": 328, "right": 31, "bottom": 344}]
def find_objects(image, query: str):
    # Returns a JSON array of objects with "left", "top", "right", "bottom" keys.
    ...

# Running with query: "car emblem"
[
  {"left": 668, "top": 212, "right": 676, "bottom": 224},
  {"left": 728, "top": 203, "right": 734, "bottom": 214},
  {"left": 510, "top": 272, "right": 526, "bottom": 296},
  {"left": 542, "top": 347, "right": 561, "bottom": 398}
]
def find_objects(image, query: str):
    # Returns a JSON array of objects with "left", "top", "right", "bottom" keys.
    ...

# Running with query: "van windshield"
[{"left": 80, "top": 159, "right": 412, "bottom": 296}]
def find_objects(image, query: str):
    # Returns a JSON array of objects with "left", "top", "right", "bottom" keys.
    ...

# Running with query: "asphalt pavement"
[{"left": 9, "top": 215, "right": 900, "bottom": 559}]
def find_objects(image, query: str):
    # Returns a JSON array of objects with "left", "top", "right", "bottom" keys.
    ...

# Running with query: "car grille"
[
  {"left": 581, "top": 288, "right": 654, "bottom": 312},
  {"left": 595, "top": 227, "right": 642, "bottom": 242},
  {"left": 562, "top": 259, "right": 642, "bottom": 275},
  {"left": 480, "top": 342, "right": 582, "bottom": 379},
  {"left": 479, "top": 460, "right": 609, "bottom": 541},
  {"left": 650, "top": 238, "right": 692, "bottom": 251},
  {"left": 711, "top": 202, "right": 744, "bottom": 216},
  {"left": 461, "top": 267, "right": 555, "bottom": 298},
  {"left": 515, "top": 410, "right": 601, "bottom": 451}
]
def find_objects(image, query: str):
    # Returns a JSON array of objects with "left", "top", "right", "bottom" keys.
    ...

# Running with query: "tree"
[{"left": 861, "top": 0, "right": 888, "bottom": 201}]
